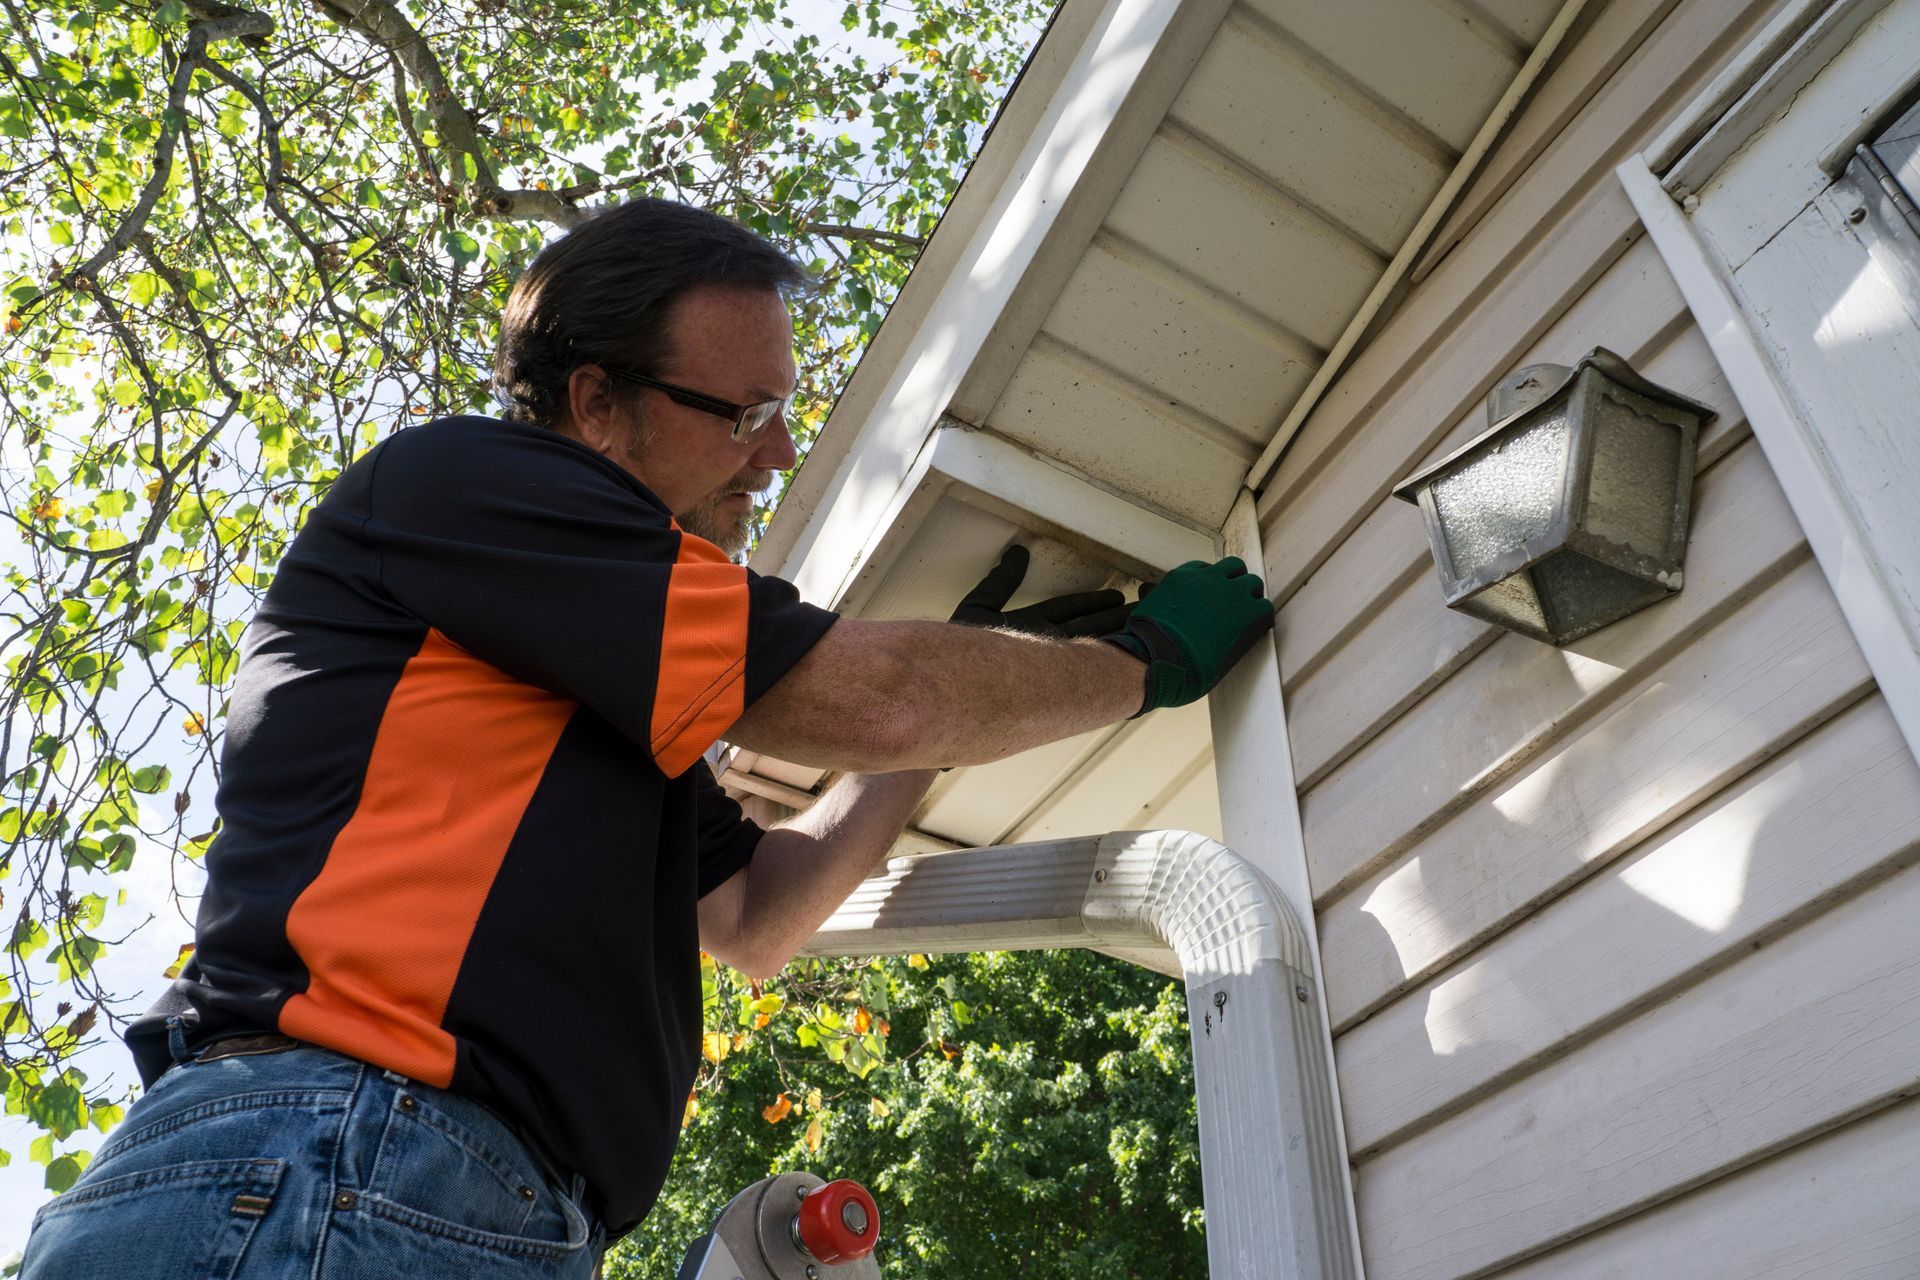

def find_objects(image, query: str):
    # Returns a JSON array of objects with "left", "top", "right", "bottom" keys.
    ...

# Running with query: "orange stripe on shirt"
[
  {"left": 279, "top": 629, "right": 576, "bottom": 1087},
  {"left": 651, "top": 528, "right": 749, "bottom": 778}
]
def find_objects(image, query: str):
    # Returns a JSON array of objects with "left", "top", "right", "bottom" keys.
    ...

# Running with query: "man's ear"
[{"left": 561, "top": 364, "right": 623, "bottom": 456}]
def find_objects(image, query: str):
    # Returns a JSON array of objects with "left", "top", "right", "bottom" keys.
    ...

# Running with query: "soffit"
[
  {"left": 954, "top": 0, "right": 1562, "bottom": 529},
  {"left": 731, "top": 0, "right": 1571, "bottom": 850}
]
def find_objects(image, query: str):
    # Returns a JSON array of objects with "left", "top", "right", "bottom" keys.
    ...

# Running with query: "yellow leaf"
[
  {"left": 144, "top": 477, "right": 163, "bottom": 503},
  {"left": 852, "top": 1007, "right": 871, "bottom": 1034},
  {"left": 907, "top": 954, "right": 928, "bottom": 969},
  {"left": 700, "top": 1032, "right": 729, "bottom": 1064},
  {"left": 182, "top": 713, "right": 206, "bottom": 737},
  {"left": 804, "top": 1116, "right": 823, "bottom": 1152},
  {"left": 762, "top": 1093, "right": 792, "bottom": 1124},
  {"left": 162, "top": 943, "right": 194, "bottom": 980},
  {"left": 869, "top": 1097, "right": 890, "bottom": 1118},
  {"left": 806, "top": 1089, "right": 823, "bottom": 1113},
  {"left": 753, "top": 1012, "right": 770, "bottom": 1029},
  {"left": 681, "top": 1089, "right": 699, "bottom": 1129},
  {"left": 31, "top": 497, "right": 64, "bottom": 522}
]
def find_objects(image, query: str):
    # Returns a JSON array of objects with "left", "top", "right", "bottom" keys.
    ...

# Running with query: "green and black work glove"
[
  {"left": 1100, "top": 557, "right": 1275, "bottom": 716},
  {"left": 950, "top": 544, "right": 1136, "bottom": 637}
]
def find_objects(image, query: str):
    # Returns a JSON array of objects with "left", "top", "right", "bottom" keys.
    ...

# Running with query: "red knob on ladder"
[{"left": 793, "top": 1179, "right": 880, "bottom": 1265}]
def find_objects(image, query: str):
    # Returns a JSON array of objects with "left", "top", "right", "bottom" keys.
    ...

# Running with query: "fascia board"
[
  {"left": 1650, "top": 0, "right": 1898, "bottom": 195},
  {"left": 833, "top": 423, "right": 1218, "bottom": 618},
  {"left": 1619, "top": 156, "right": 1920, "bottom": 770}
]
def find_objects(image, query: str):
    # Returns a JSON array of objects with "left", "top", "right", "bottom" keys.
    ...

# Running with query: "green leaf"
[
  {"left": 48, "top": 221, "right": 74, "bottom": 247},
  {"left": 54, "top": 936, "right": 105, "bottom": 983},
  {"left": 130, "top": 764, "right": 170, "bottom": 794},
  {"left": 45, "top": 1154, "right": 83, "bottom": 1192},
  {"left": 28, "top": 1134, "right": 52, "bottom": 1166},
  {"left": 9, "top": 921, "right": 49, "bottom": 959},
  {"left": 30, "top": 1081, "right": 86, "bottom": 1139},
  {"left": 443, "top": 230, "right": 481, "bottom": 266}
]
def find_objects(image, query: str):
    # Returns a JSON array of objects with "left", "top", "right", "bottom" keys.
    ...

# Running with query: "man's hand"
[
  {"left": 1101, "top": 557, "right": 1275, "bottom": 715},
  {"left": 949, "top": 544, "right": 1134, "bottom": 637},
  {"left": 727, "top": 554, "right": 1275, "bottom": 772},
  {"left": 699, "top": 769, "right": 937, "bottom": 979}
]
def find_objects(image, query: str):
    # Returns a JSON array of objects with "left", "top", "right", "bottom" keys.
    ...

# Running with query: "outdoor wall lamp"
[{"left": 1391, "top": 347, "right": 1716, "bottom": 646}]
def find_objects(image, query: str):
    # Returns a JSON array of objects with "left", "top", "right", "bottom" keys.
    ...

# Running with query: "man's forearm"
[
  {"left": 700, "top": 768, "right": 938, "bottom": 978},
  {"left": 728, "top": 620, "right": 1146, "bottom": 772}
]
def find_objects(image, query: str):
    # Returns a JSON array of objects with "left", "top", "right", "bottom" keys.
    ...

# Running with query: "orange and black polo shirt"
[{"left": 125, "top": 415, "right": 837, "bottom": 1233}]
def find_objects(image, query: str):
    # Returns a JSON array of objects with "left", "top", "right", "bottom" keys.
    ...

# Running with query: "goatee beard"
[
  {"left": 679, "top": 502, "right": 752, "bottom": 557},
  {"left": 679, "top": 470, "right": 770, "bottom": 558}
]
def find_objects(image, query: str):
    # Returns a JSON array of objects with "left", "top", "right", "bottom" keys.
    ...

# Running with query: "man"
[{"left": 20, "top": 199, "right": 1272, "bottom": 1278}]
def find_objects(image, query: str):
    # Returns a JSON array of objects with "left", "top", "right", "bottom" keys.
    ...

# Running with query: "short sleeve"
[
  {"left": 692, "top": 761, "right": 763, "bottom": 898},
  {"left": 325, "top": 417, "right": 836, "bottom": 776}
]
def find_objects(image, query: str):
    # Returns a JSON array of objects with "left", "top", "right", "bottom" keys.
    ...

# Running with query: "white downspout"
[{"left": 802, "top": 829, "right": 1359, "bottom": 1280}]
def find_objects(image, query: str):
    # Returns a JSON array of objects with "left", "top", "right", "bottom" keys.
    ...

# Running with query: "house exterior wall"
[{"left": 1256, "top": 0, "right": 1920, "bottom": 1275}]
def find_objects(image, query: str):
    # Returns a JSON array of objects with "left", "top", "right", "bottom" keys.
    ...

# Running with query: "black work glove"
[
  {"left": 1100, "top": 557, "right": 1275, "bottom": 716},
  {"left": 950, "top": 544, "right": 1135, "bottom": 637}
]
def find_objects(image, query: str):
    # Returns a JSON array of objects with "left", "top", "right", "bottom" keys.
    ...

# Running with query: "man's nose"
[{"left": 751, "top": 413, "right": 799, "bottom": 470}]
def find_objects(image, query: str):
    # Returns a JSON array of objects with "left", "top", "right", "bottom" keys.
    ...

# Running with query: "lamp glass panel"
[
  {"left": 1533, "top": 551, "right": 1668, "bottom": 642},
  {"left": 1463, "top": 571, "right": 1547, "bottom": 635},
  {"left": 1430, "top": 405, "right": 1570, "bottom": 585},
  {"left": 1583, "top": 388, "right": 1685, "bottom": 560}
]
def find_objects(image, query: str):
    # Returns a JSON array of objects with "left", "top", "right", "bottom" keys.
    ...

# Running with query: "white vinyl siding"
[{"left": 1257, "top": 0, "right": 1920, "bottom": 1273}]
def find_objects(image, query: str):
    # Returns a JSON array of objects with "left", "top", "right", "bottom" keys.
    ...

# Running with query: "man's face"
[{"left": 598, "top": 284, "right": 800, "bottom": 556}]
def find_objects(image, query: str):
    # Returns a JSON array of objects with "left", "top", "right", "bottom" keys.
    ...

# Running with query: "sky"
[{"left": 0, "top": 0, "right": 1033, "bottom": 1259}]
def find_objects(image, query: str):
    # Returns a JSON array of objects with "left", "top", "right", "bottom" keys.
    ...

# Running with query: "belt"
[{"left": 194, "top": 1031, "right": 304, "bottom": 1062}]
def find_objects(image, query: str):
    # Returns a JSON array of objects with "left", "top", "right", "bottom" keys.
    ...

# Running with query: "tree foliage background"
[
  {"left": 0, "top": 1, "right": 1204, "bottom": 1270},
  {"left": 617, "top": 948, "right": 1204, "bottom": 1278}
]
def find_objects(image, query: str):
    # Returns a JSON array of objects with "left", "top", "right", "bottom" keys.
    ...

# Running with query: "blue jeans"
[{"left": 20, "top": 1025, "right": 606, "bottom": 1279}]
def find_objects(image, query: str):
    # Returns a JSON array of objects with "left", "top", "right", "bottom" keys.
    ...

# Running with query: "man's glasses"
[{"left": 601, "top": 366, "right": 793, "bottom": 443}]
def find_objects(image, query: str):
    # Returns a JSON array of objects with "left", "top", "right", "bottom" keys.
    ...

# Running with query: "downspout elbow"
[{"left": 1084, "top": 830, "right": 1358, "bottom": 1280}]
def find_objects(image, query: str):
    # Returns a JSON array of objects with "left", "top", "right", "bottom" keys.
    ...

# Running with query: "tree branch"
[
  {"left": 66, "top": 11, "right": 273, "bottom": 287},
  {"left": 314, "top": 0, "right": 503, "bottom": 211},
  {"left": 180, "top": 0, "right": 273, "bottom": 49},
  {"left": 313, "top": 0, "right": 676, "bottom": 231},
  {"left": 803, "top": 222, "right": 927, "bottom": 250}
]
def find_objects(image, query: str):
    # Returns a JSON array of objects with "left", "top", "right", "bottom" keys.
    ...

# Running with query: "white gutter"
[
  {"left": 803, "top": 829, "right": 1360, "bottom": 1280},
  {"left": 1242, "top": 0, "right": 1595, "bottom": 495}
]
